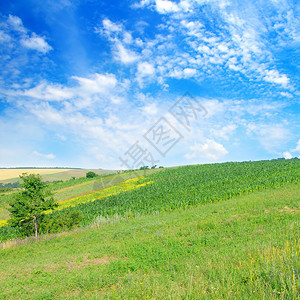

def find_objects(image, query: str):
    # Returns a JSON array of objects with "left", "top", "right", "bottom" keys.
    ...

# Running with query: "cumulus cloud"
[
  {"left": 155, "top": 0, "right": 180, "bottom": 14},
  {"left": 138, "top": 62, "right": 155, "bottom": 76},
  {"left": 263, "top": 70, "right": 289, "bottom": 88},
  {"left": 137, "top": 62, "right": 156, "bottom": 86},
  {"left": 183, "top": 68, "right": 197, "bottom": 77},
  {"left": 185, "top": 139, "right": 228, "bottom": 160},
  {"left": 283, "top": 151, "right": 293, "bottom": 159},
  {"left": 21, "top": 33, "right": 52, "bottom": 53}
]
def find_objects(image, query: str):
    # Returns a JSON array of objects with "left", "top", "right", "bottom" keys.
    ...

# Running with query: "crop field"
[
  {"left": 0, "top": 159, "right": 299, "bottom": 241},
  {"left": 0, "top": 183, "right": 299, "bottom": 299},
  {"left": 0, "top": 159, "right": 299, "bottom": 299},
  {"left": 0, "top": 168, "right": 116, "bottom": 184},
  {"left": 0, "top": 169, "right": 162, "bottom": 229},
  {"left": 51, "top": 168, "right": 161, "bottom": 202},
  {"left": 43, "top": 159, "right": 300, "bottom": 228},
  {"left": 0, "top": 168, "right": 72, "bottom": 181}
]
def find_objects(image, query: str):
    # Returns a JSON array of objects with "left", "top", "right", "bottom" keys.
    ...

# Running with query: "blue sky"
[{"left": 0, "top": 0, "right": 299, "bottom": 169}]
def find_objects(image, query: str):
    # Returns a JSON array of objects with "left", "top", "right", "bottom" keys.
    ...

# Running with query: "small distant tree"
[
  {"left": 8, "top": 173, "right": 57, "bottom": 239},
  {"left": 139, "top": 166, "right": 149, "bottom": 170},
  {"left": 86, "top": 171, "right": 97, "bottom": 178}
]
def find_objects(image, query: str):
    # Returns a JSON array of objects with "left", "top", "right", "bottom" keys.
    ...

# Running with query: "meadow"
[
  {"left": 0, "top": 159, "right": 299, "bottom": 299},
  {"left": 0, "top": 183, "right": 299, "bottom": 299}
]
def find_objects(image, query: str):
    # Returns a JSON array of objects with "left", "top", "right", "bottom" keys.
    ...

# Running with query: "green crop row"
[
  {"left": 1, "top": 159, "right": 299, "bottom": 241},
  {"left": 45, "top": 159, "right": 300, "bottom": 225}
]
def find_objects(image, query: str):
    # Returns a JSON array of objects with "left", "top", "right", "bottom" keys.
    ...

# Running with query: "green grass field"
[
  {"left": 0, "top": 184, "right": 299, "bottom": 299},
  {"left": 0, "top": 159, "right": 299, "bottom": 299}
]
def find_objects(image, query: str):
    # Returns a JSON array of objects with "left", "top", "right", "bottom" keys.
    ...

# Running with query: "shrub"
[
  {"left": 86, "top": 171, "right": 97, "bottom": 178},
  {"left": 40, "top": 211, "right": 82, "bottom": 234}
]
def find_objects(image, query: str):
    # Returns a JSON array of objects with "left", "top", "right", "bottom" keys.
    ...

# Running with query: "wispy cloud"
[
  {"left": 291, "top": 140, "right": 300, "bottom": 153},
  {"left": 21, "top": 33, "right": 52, "bottom": 53},
  {"left": 33, "top": 151, "right": 56, "bottom": 160},
  {"left": 5, "top": 15, "right": 52, "bottom": 53},
  {"left": 0, "top": 1, "right": 299, "bottom": 168}
]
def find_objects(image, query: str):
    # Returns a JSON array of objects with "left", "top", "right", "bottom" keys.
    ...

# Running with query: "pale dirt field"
[{"left": 0, "top": 169, "right": 71, "bottom": 181}]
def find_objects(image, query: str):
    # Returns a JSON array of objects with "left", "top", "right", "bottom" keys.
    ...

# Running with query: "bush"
[
  {"left": 40, "top": 211, "right": 82, "bottom": 234},
  {"left": 86, "top": 171, "right": 97, "bottom": 178}
]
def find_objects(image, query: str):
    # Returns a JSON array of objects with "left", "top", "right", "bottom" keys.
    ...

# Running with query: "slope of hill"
[
  {"left": 0, "top": 183, "right": 299, "bottom": 299},
  {"left": 0, "top": 159, "right": 299, "bottom": 298}
]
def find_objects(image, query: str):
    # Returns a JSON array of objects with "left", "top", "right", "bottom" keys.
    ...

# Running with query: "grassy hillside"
[
  {"left": 0, "top": 159, "right": 299, "bottom": 298},
  {"left": 0, "top": 184, "right": 299, "bottom": 299},
  {"left": 0, "top": 169, "right": 161, "bottom": 227},
  {"left": 42, "top": 159, "right": 300, "bottom": 227},
  {"left": 0, "top": 159, "right": 299, "bottom": 241}
]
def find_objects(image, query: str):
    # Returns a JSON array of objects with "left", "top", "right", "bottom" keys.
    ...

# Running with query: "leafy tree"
[
  {"left": 139, "top": 166, "right": 149, "bottom": 170},
  {"left": 40, "top": 210, "right": 82, "bottom": 234},
  {"left": 8, "top": 173, "right": 57, "bottom": 238},
  {"left": 86, "top": 171, "right": 97, "bottom": 178}
]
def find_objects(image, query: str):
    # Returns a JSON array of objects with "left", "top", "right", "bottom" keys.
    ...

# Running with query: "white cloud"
[
  {"left": 115, "top": 42, "right": 139, "bottom": 64},
  {"left": 73, "top": 73, "right": 118, "bottom": 94},
  {"left": 280, "top": 92, "right": 293, "bottom": 98},
  {"left": 142, "top": 103, "right": 158, "bottom": 115},
  {"left": 21, "top": 33, "right": 52, "bottom": 53},
  {"left": 169, "top": 67, "right": 197, "bottom": 79},
  {"left": 210, "top": 124, "right": 237, "bottom": 140},
  {"left": 102, "top": 18, "right": 123, "bottom": 34},
  {"left": 56, "top": 134, "right": 67, "bottom": 141},
  {"left": 185, "top": 139, "right": 228, "bottom": 160},
  {"left": 33, "top": 151, "right": 56, "bottom": 160},
  {"left": 183, "top": 68, "right": 197, "bottom": 77},
  {"left": 137, "top": 62, "right": 156, "bottom": 86},
  {"left": 138, "top": 62, "right": 155, "bottom": 76},
  {"left": 291, "top": 140, "right": 300, "bottom": 152},
  {"left": 7, "top": 14, "right": 26, "bottom": 33},
  {"left": 0, "top": 30, "right": 11, "bottom": 43},
  {"left": 5, "top": 15, "right": 52, "bottom": 54},
  {"left": 283, "top": 151, "right": 293, "bottom": 159},
  {"left": 263, "top": 70, "right": 289, "bottom": 88},
  {"left": 246, "top": 123, "right": 291, "bottom": 152},
  {"left": 155, "top": 0, "right": 180, "bottom": 14},
  {"left": 129, "top": 0, "right": 297, "bottom": 93},
  {"left": 23, "top": 82, "right": 73, "bottom": 101},
  {"left": 30, "top": 103, "right": 65, "bottom": 125},
  {"left": 12, "top": 73, "right": 119, "bottom": 103}
]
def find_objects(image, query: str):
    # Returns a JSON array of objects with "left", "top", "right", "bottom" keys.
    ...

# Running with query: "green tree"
[
  {"left": 86, "top": 171, "right": 97, "bottom": 178},
  {"left": 8, "top": 173, "right": 57, "bottom": 238}
]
